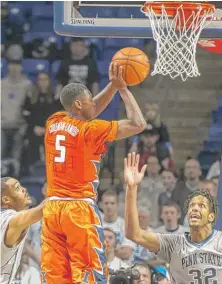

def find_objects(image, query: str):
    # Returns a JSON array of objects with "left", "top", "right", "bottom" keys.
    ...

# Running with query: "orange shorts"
[{"left": 41, "top": 200, "right": 108, "bottom": 284}]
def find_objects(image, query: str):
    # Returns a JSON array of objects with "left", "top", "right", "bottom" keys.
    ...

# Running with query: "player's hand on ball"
[
  {"left": 124, "top": 153, "right": 147, "bottom": 187},
  {"left": 109, "top": 62, "right": 127, "bottom": 90}
]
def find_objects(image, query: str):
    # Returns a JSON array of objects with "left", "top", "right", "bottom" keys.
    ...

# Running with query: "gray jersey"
[
  {"left": 157, "top": 230, "right": 222, "bottom": 284},
  {"left": 1, "top": 209, "right": 27, "bottom": 284}
]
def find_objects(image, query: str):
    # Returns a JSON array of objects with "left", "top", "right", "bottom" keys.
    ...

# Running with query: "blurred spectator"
[
  {"left": 101, "top": 190, "right": 134, "bottom": 261},
  {"left": 24, "top": 37, "right": 59, "bottom": 61},
  {"left": 2, "top": 3, "right": 26, "bottom": 42},
  {"left": 1, "top": 60, "right": 31, "bottom": 160},
  {"left": 1, "top": 1, "right": 8, "bottom": 22},
  {"left": 6, "top": 44, "right": 24, "bottom": 61},
  {"left": 136, "top": 127, "right": 171, "bottom": 172},
  {"left": 206, "top": 157, "right": 221, "bottom": 180},
  {"left": 171, "top": 159, "right": 202, "bottom": 222},
  {"left": 200, "top": 179, "right": 218, "bottom": 198},
  {"left": 13, "top": 253, "right": 41, "bottom": 284},
  {"left": 158, "top": 170, "right": 178, "bottom": 218},
  {"left": 133, "top": 262, "right": 152, "bottom": 284},
  {"left": 138, "top": 207, "right": 152, "bottom": 232},
  {"left": 130, "top": 102, "right": 173, "bottom": 156},
  {"left": 22, "top": 72, "right": 61, "bottom": 173},
  {"left": 25, "top": 182, "right": 46, "bottom": 268},
  {"left": 104, "top": 228, "right": 129, "bottom": 271},
  {"left": 138, "top": 156, "right": 165, "bottom": 228},
  {"left": 153, "top": 266, "right": 171, "bottom": 284},
  {"left": 0, "top": 157, "right": 20, "bottom": 178},
  {"left": 146, "top": 155, "right": 162, "bottom": 178},
  {"left": 155, "top": 202, "right": 188, "bottom": 234},
  {"left": 56, "top": 37, "right": 99, "bottom": 97},
  {"left": 132, "top": 206, "right": 155, "bottom": 264},
  {"left": 210, "top": 175, "right": 220, "bottom": 189}
]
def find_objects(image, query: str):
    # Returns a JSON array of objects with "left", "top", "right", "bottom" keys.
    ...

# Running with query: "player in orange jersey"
[{"left": 41, "top": 63, "right": 146, "bottom": 284}]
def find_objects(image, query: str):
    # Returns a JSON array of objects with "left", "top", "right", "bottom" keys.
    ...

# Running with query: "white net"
[{"left": 141, "top": 3, "right": 215, "bottom": 81}]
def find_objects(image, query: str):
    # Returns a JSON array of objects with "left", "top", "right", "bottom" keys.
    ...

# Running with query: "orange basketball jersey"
[{"left": 45, "top": 111, "right": 118, "bottom": 200}]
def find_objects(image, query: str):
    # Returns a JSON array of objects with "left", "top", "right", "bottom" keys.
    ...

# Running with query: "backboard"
[{"left": 54, "top": 1, "right": 222, "bottom": 38}]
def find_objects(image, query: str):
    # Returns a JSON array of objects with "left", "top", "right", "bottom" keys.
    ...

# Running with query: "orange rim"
[{"left": 142, "top": 2, "right": 215, "bottom": 18}]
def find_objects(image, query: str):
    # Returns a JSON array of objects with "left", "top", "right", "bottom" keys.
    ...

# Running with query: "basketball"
[{"left": 112, "top": 47, "right": 150, "bottom": 86}]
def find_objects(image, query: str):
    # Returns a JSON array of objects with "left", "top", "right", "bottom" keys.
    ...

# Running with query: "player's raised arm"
[
  {"left": 4, "top": 199, "right": 48, "bottom": 248},
  {"left": 124, "top": 153, "right": 160, "bottom": 253},
  {"left": 110, "top": 66, "right": 146, "bottom": 140},
  {"left": 115, "top": 85, "right": 147, "bottom": 140}
]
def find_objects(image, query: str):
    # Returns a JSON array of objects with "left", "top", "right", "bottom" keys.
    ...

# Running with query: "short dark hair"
[
  {"left": 1, "top": 177, "right": 11, "bottom": 205},
  {"left": 1, "top": 177, "right": 11, "bottom": 195},
  {"left": 101, "top": 189, "right": 119, "bottom": 202},
  {"left": 162, "top": 201, "right": 181, "bottom": 213},
  {"left": 184, "top": 189, "right": 219, "bottom": 225},
  {"left": 133, "top": 262, "right": 151, "bottom": 273},
  {"left": 141, "top": 127, "right": 159, "bottom": 137},
  {"left": 161, "top": 169, "right": 178, "bottom": 179},
  {"left": 60, "top": 83, "right": 89, "bottom": 110}
]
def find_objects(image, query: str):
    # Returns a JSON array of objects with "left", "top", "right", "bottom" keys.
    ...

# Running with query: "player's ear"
[
  {"left": 208, "top": 212, "right": 215, "bottom": 223},
  {"left": 1, "top": 196, "right": 11, "bottom": 205},
  {"left": 74, "top": 100, "right": 82, "bottom": 110}
]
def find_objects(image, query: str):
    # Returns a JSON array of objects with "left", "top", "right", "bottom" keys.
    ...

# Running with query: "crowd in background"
[
  {"left": 1, "top": 2, "right": 221, "bottom": 284},
  {"left": 1, "top": 35, "right": 101, "bottom": 177}
]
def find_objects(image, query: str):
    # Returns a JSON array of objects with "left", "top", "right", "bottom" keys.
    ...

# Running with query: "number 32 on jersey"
[{"left": 189, "top": 268, "right": 217, "bottom": 284}]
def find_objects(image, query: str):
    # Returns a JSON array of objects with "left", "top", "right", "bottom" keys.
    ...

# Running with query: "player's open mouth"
[{"left": 190, "top": 214, "right": 201, "bottom": 220}]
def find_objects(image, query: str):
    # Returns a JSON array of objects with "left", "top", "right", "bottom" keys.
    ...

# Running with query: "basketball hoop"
[{"left": 141, "top": 2, "right": 216, "bottom": 81}]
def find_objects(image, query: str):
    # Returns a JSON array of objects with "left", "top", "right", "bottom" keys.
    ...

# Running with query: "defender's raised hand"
[
  {"left": 109, "top": 62, "right": 127, "bottom": 90},
  {"left": 124, "top": 153, "right": 147, "bottom": 187}
]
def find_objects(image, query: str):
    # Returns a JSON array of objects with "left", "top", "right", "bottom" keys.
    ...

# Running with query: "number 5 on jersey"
[{"left": 55, "top": 135, "right": 66, "bottom": 163}]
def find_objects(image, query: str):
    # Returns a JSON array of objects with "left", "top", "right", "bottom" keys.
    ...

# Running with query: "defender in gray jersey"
[
  {"left": 1, "top": 177, "right": 47, "bottom": 284},
  {"left": 124, "top": 153, "right": 222, "bottom": 284}
]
